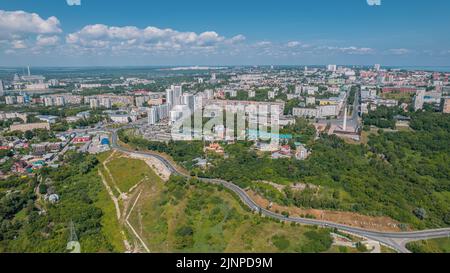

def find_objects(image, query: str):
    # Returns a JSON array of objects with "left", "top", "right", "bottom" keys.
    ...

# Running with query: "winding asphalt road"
[{"left": 109, "top": 129, "right": 450, "bottom": 253}]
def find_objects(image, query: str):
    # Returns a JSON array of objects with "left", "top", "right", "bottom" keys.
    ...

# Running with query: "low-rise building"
[
  {"left": 73, "top": 136, "right": 91, "bottom": 143},
  {"left": 295, "top": 144, "right": 310, "bottom": 160},
  {"left": 36, "top": 115, "right": 58, "bottom": 124},
  {"left": 204, "top": 143, "right": 225, "bottom": 155},
  {"left": 293, "top": 107, "right": 317, "bottom": 118}
]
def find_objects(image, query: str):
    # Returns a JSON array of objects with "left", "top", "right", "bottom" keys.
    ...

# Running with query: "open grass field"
[
  {"left": 105, "top": 155, "right": 151, "bottom": 193},
  {"left": 95, "top": 180, "right": 126, "bottom": 252},
  {"left": 95, "top": 152, "right": 127, "bottom": 252},
  {"left": 406, "top": 238, "right": 450, "bottom": 253},
  {"left": 127, "top": 174, "right": 350, "bottom": 253},
  {"left": 96, "top": 151, "right": 366, "bottom": 253}
]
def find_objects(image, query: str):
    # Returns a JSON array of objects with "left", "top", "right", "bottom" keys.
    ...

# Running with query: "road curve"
[{"left": 109, "top": 129, "right": 450, "bottom": 253}]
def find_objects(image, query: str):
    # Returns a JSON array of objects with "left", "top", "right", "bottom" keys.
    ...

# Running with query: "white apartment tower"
[
  {"left": 166, "top": 85, "right": 183, "bottom": 109},
  {"left": 0, "top": 80, "right": 4, "bottom": 96},
  {"left": 55, "top": 96, "right": 65, "bottom": 106},
  {"left": 172, "top": 85, "right": 183, "bottom": 105},
  {"left": 16, "top": 96, "right": 25, "bottom": 104},
  {"left": 327, "top": 64, "right": 337, "bottom": 72},
  {"left": 414, "top": 89, "right": 426, "bottom": 111},
  {"left": 5, "top": 96, "right": 15, "bottom": 105},
  {"left": 182, "top": 93, "right": 195, "bottom": 112},
  {"left": 101, "top": 98, "right": 112, "bottom": 109},
  {"left": 90, "top": 98, "right": 100, "bottom": 109},
  {"left": 44, "top": 97, "right": 54, "bottom": 107},
  {"left": 166, "top": 88, "right": 174, "bottom": 108},
  {"left": 148, "top": 107, "right": 158, "bottom": 125}
]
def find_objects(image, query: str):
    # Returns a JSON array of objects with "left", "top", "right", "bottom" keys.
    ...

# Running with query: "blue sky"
[{"left": 0, "top": 0, "right": 449, "bottom": 66}]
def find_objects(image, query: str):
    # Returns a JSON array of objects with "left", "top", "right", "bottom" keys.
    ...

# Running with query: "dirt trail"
[
  {"left": 97, "top": 168, "right": 132, "bottom": 252},
  {"left": 98, "top": 169, "right": 121, "bottom": 220},
  {"left": 125, "top": 189, "right": 150, "bottom": 253},
  {"left": 98, "top": 151, "right": 151, "bottom": 253},
  {"left": 102, "top": 151, "right": 124, "bottom": 195},
  {"left": 247, "top": 190, "right": 403, "bottom": 232}
]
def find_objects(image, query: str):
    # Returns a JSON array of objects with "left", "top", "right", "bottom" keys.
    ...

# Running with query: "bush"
[{"left": 272, "top": 235, "right": 290, "bottom": 251}]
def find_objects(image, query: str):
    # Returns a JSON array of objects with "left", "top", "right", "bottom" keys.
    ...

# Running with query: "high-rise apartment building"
[
  {"left": 414, "top": 89, "right": 426, "bottom": 111},
  {"left": 0, "top": 80, "right": 4, "bottom": 96}
]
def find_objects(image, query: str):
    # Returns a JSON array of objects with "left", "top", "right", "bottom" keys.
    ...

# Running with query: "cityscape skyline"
[
  {"left": 1, "top": 0, "right": 450, "bottom": 66},
  {"left": 2, "top": 0, "right": 450, "bottom": 259}
]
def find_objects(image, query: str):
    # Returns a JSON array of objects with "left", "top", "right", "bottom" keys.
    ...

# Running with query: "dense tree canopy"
[{"left": 0, "top": 152, "right": 117, "bottom": 253}]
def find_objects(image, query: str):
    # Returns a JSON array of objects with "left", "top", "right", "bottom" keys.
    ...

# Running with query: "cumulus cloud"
[
  {"left": 0, "top": 10, "right": 62, "bottom": 52},
  {"left": 0, "top": 10, "right": 61, "bottom": 39},
  {"left": 65, "top": 24, "right": 244, "bottom": 54},
  {"left": 0, "top": 9, "right": 438, "bottom": 64},
  {"left": 36, "top": 35, "right": 60, "bottom": 47},
  {"left": 228, "top": 34, "right": 246, "bottom": 44}
]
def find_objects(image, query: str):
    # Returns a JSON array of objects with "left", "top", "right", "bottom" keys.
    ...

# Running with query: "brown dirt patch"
[{"left": 247, "top": 190, "right": 406, "bottom": 232}]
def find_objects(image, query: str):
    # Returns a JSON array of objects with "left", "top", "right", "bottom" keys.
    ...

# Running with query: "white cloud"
[
  {"left": 311, "top": 45, "right": 375, "bottom": 56},
  {"left": 11, "top": 40, "right": 27, "bottom": 49},
  {"left": 65, "top": 24, "right": 244, "bottom": 54},
  {"left": 387, "top": 48, "right": 411, "bottom": 55},
  {"left": 338, "top": 46, "right": 375, "bottom": 54},
  {"left": 367, "top": 0, "right": 382, "bottom": 6},
  {"left": 36, "top": 35, "right": 60, "bottom": 47},
  {"left": 0, "top": 10, "right": 439, "bottom": 64},
  {"left": 287, "top": 41, "right": 301, "bottom": 48},
  {"left": 228, "top": 34, "right": 246, "bottom": 44},
  {"left": 67, "top": 0, "right": 81, "bottom": 6},
  {"left": 255, "top": 41, "right": 272, "bottom": 47},
  {"left": 0, "top": 10, "right": 61, "bottom": 39},
  {"left": 0, "top": 10, "right": 62, "bottom": 52}
]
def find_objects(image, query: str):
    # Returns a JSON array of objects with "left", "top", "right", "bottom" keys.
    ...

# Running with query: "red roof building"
[{"left": 73, "top": 136, "right": 91, "bottom": 143}]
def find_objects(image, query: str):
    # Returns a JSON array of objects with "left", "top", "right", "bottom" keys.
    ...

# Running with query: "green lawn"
[{"left": 106, "top": 156, "right": 151, "bottom": 193}]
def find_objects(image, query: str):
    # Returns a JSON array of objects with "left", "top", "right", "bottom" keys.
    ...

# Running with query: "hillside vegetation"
[
  {"left": 120, "top": 111, "right": 450, "bottom": 229},
  {"left": 129, "top": 175, "right": 337, "bottom": 253},
  {"left": 0, "top": 152, "right": 123, "bottom": 253}
]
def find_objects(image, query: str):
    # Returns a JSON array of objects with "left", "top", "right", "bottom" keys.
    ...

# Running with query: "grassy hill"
[{"left": 128, "top": 174, "right": 338, "bottom": 253}]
